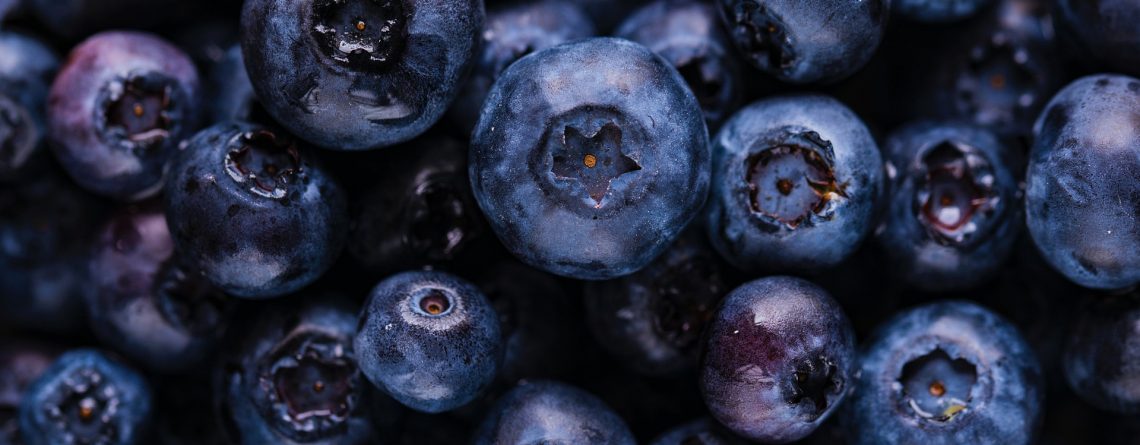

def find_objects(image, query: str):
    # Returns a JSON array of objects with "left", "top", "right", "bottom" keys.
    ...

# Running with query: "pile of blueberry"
[{"left": 1, "top": 0, "right": 1138, "bottom": 443}]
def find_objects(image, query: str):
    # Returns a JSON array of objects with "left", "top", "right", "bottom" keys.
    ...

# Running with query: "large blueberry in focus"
[
  {"left": 86, "top": 203, "right": 231, "bottom": 373},
  {"left": 19, "top": 349, "right": 152, "bottom": 445},
  {"left": 354, "top": 270, "right": 502, "bottom": 413},
  {"left": 717, "top": 0, "right": 888, "bottom": 84},
  {"left": 1027, "top": 74, "right": 1140, "bottom": 290},
  {"left": 1063, "top": 290, "right": 1140, "bottom": 414},
  {"left": 1055, "top": 0, "right": 1140, "bottom": 77},
  {"left": 48, "top": 31, "right": 200, "bottom": 201},
  {"left": 704, "top": 94, "right": 883, "bottom": 273},
  {"left": 241, "top": 0, "right": 483, "bottom": 150},
  {"left": 0, "top": 342, "right": 59, "bottom": 444},
  {"left": 877, "top": 121, "right": 1021, "bottom": 291},
  {"left": 895, "top": 0, "right": 991, "bottom": 22},
  {"left": 449, "top": 0, "right": 596, "bottom": 133},
  {"left": 470, "top": 37, "right": 709, "bottom": 280},
  {"left": 0, "top": 31, "right": 58, "bottom": 182},
  {"left": 165, "top": 122, "right": 348, "bottom": 298},
  {"left": 617, "top": 0, "right": 742, "bottom": 128},
  {"left": 699, "top": 276, "right": 855, "bottom": 443},
  {"left": 472, "top": 380, "right": 636, "bottom": 445},
  {"left": 219, "top": 299, "right": 385, "bottom": 445},
  {"left": 847, "top": 301, "right": 1043, "bottom": 445}
]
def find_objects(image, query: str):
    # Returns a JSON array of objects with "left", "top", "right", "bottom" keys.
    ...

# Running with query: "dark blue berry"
[
  {"left": 472, "top": 380, "right": 636, "bottom": 445},
  {"left": 0, "top": 341, "right": 59, "bottom": 444},
  {"left": 1063, "top": 290, "right": 1140, "bottom": 414},
  {"left": 1055, "top": 0, "right": 1140, "bottom": 77},
  {"left": 205, "top": 44, "right": 270, "bottom": 126},
  {"left": 0, "top": 31, "right": 58, "bottom": 182},
  {"left": 27, "top": 0, "right": 192, "bottom": 40},
  {"left": 895, "top": 0, "right": 992, "bottom": 22},
  {"left": 650, "top": 417, "right": 748, "bottom": 445},
  {"left": 470, "top": 37, "right": 709, "bottom": 280}
]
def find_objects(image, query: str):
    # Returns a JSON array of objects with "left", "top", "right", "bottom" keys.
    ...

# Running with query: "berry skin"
[
  {"left": 617, "top": 0, "right": 742, "bottom": 128},
  {"left": 472, "top": 380, "right": 637, "bottom": 445},
  {"left": 716, "top": 0, "right": 888, "bottom": 84},
  {"left": 240, "top": 0, "right": 484, "bottom": 150},
  {"left": 847, "top": 301, "right": 1043, "bottom": 445},
  {"left": 449, "top": 0, "right": 596, "bottom": 133},
  {"left": 894, "top": 0, "right": 992, "bottom": 22},
  {"left": 18, "top": 349, "right": 153, "bottom": 445},
  {"left": 877, "top": 121, "right": 1021, "bottom": 292},
  {"left": 699, "top": 276, "right": 855, "bottom": 444},
  {"left": 354, "top": 270, "right": 503, "bottom": 413},
  {"left": 1063, "top": 290, "right": 1140, "bottom": 414},
  {"left": 469, "top": 37, "right": 710, "bottom": 280},
  {"left": 1055, "top": 0, "right": 1140, "bottom": 78},
  {"left": 219, "top": 298, "right": 384, "bottom": 445},
  {"left": 164, "top": 122, "right": 348, "bottom": 298},
  {"left": 1027, "top": 74, "right": 1140, "bottom": 290},
  {"left": 85, "top": 203, "right": 230, "bottom": 373},
  {"left": 649, "top": 417, "right": 748, "bottom": 445},
  {"left": 206, "top": 44, "right": 269, "bottom": 126},
  {"left": 704, "top": 94, "right": 883, "bottom": 273},
  {"left": 0, "top": 31, "right": 58, "bottom": 182}
]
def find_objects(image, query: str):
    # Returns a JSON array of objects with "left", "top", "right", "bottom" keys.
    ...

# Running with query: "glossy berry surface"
[
  {"left": 1063, "top": 290, "right": 1140, "bottom": 414},
  {"left": 241, "top": 0, "right": 483, "bottom": 150},
  {"left": 716, "top": 0, "right": 888, "bottom": 83},
  {"left": 848, "top": 301, "right": 1043, "bottom": 445},
  {"left": 165, "top": 122, "right": 348, "bottom": 298},
  {"left": 472, "top": 380, "right": 636, "bottom": 445},
  {"left": 699, "top": 276, "right": 855, "bottom": 443},
  {"left": 86, "top": 204, "right": 230, "bottom": 373},
  {"left": 704, "top": 94, "right": 882, "bottom": 273},
  {"left": 1027, "top": 74, "right": 1140, "bottom": 290},
  {"left": 18, "top": 349, "right": 152, "bottom": 445},
  {"left": 0, "top": 31, "right": 58, "bottom": 182},
  {"left": 470, "top": 37, "right": 709, "bottom": 280},
  {"left": 354, "top": 270, "right": 502, "bottom": 413},
  {"left": 220, "top": 299, "right": 382, "bottom": 445},
  {"left": 48, "top": 31, "right": 200, "bottom": 201},
  {"left": 877, "top": 121, "right": 1021, "bottom": 291}
]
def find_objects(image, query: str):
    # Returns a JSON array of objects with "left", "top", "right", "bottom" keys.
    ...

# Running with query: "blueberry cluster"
[{"left": 1, "top": 0, "right": 1138, "bottom": 444}]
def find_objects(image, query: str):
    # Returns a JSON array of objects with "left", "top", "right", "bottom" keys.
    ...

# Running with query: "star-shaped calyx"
[{"left": 551, "top": 122, "right": 641, "bottom": 206}]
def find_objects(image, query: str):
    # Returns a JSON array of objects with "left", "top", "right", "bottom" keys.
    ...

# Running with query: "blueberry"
[
  {"left": 206, "top": 44, "right": 271, "bottom": 126},
  {"left": 847, "top": 301, "right": 1043, "bottom": 444},
  {"left": 85, "top": 203, "right": 231, "bottom": 373},
  {"left": 1055, "top": 0, "right": 1140, "bottom": 77},
  {"left": 18, "top": 349, "right": 153, "bottom": 445},
  {"left": 219, "top": 298, "right": 384, "bottom": 445},
  {"left": 48, "top": 31, "right": 200, "bottom": 201},
  {"left": 0, "top": 31, "right": 58, "bottom": 182},
  {"left": 472, "top": 380, "right": 636, "bottom": 445},
  {"left": 469, "top": 37, "right": 710, "bottom": 280},
  {"left": 876, "top": 121, "right": 1021, "bottom": 291},
  {"left": 584, "top": 230, "right": 732, "bottom": 377},
  {"left": 1063, "top": 290, "right": 1140, "bottom": 414},
  {"left": 449, "top": 0, "right": 596, "bottom": 133},
  {"left": 704, "top": 94, "right": 883, "bottom": 273},
  {"left": 617, "top": 0, "right": 742, "bottom": 128},
  {"left": 1027, "top": 74, "right": 1140, "bottom": 290},
  {"left": 699, "top": 276, "right": 855, "bottom": 443},
  {"left": 0, "top": 341, "right": 59, "bottom": 444},
  {"left": 165, "top": 122, "right": 348, "bottom": 298},
  {"left": 354, "top": 270, "right": 502, "bottom": 413},
  {"left": 348, "top": 135, "right": 488, "bottom": 274},
  {"left": 650, "top": 417, "right": 748, "bottom": 445},
  {"left": 717, "top": 0, "right": 888, "bottom": 84},
  {"left": 895, "top": 0, "right": 992, "bottom": 22},
  {"left": 240, "top": 0, "right": 484, "bottom": 150}
]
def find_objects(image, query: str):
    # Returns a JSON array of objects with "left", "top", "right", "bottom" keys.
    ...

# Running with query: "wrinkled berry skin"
[
  {"left": 699, "top": 276, "right": 855, "bottom": 443},
  {"left": 19, "top": 349, "right": 153, "bottom": 445},
  {"left": 0, "top": 31, "right": 58, "bottom": 181},
  {"left": 0, "top": 342, "right": 59, "bottom": 444},
  {"left": 704, "top": 94, "right": 883, "bottom": 273},
  {"left": 354, "top": 270, "right": 502, "bottom": 413},
  {"left": 617, "top": 0, "right": 742, "bottom": 128},
  {"left": 86, "top": 204, "right": 230, "bottom": 373},
  {"left": 472, "top": 380, "right": 637, "bottom": 445},
  {"left": 48, "top": 31, "right": 200, "bottom": 201},
  {"left": 585, "top": 231, "right": 731, "bottom": 377},
  {"left": 716, "top": 0, "right": 888, "bottom": 84},
  {"left": 895, "top": 0, "right": 991, "bottom": 22},
  {"left": 1027, "top": 74, "right": 1140, "bottom": 290},
  {"left": 1055, "top": 0, "right": 1140, "bottom": 77},
  {"left": 241, "top": 0, "right": 483, "bottom": 150},
  {"left": 848, "top": 301, "right": 1043, "bottom": 445},
  {"left": 1063, "top": 290, "right": 1140, "bottom": 414},
  {"left": 877, "top": 121, "right": 1021, "bottom": 292},
  {"left": 650, "top": 417, "right": 748, "bottom": 445},
  {"left": 165, "top": 122, "right": 348, "bottom": 298},
  {"left": 449, "top": 0, "right": 595, "bottom": 133},
  {"left": 220, "top": 298, "right": 383, "bottom": 445},
  {"left": 470, "top": 37, "right": 709, "bottom": 280}
]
